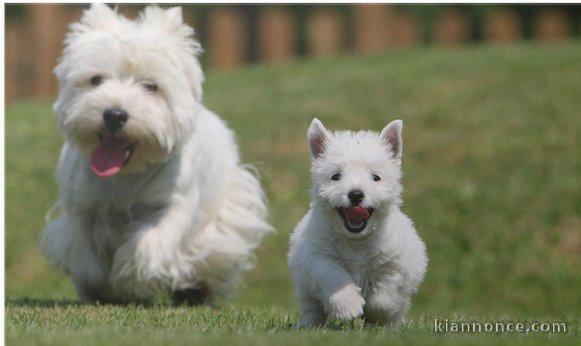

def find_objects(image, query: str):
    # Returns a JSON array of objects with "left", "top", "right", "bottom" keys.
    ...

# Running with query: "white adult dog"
[
  {"left": 288, "top": 118, "right": 427, "bottom": 327},
  {"left": 40, "top": 4, "right": 272, "bottom": 304}
]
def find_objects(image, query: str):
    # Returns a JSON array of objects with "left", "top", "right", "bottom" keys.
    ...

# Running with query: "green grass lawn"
[{"left": 6, "top": 42, "right": 581, "bottom": 345}]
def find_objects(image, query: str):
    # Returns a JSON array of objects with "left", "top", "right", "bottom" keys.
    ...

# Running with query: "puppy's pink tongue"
[
  {"left": 344, "top": 206, "right": 370, "bottom": 224},
  {"left": 90, "top": 137, "right": 129, "bottom": 178}
]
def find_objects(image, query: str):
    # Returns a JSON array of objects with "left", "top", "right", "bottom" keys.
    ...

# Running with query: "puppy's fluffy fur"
[
  {"left": 288, "top": 118, "right": 427, "bottom": 327},
  {"left": 40, "top": 4, "right": 272, "bottom": 304}
]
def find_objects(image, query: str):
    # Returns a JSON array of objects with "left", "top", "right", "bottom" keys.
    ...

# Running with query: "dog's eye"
[
  {"left": 331, "top": 173, "right": 341, "bottom": 181},
  {"left": 90, "top": 75, "right": 103, "bottom": 87},
  {"left": 372, "top": 174, "right": 381, "bottom": 182},
  {"left": 144, "top": 82, "right": 158, "bottom": 93}
]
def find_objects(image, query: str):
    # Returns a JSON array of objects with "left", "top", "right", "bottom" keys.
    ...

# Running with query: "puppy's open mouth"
[
  {"left": 337, "top": 206, "right": 374, "bottom": 233},
  {"left": 90, "top": 134, "right": 136, "bottom": 178}
]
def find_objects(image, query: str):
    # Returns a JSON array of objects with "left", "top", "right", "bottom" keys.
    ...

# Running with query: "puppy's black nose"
[
  {"left": 103, "top": 108, "right": 128, "bottom": 132},
  {"left": 348, "top": 190, "right": 365, "bottom": 204}
]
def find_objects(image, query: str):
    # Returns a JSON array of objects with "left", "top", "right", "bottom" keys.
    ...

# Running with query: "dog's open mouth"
[
  {"left": 90, "top": 134, "right": 136, "bottom": 178},
  {"left": 337, "top": 206, "right": 374, "bottom": 233}
]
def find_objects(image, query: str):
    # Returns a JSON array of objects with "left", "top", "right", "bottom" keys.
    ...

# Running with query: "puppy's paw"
[{"left": 327, "top": 284, "right": 365, "bottom": 321}]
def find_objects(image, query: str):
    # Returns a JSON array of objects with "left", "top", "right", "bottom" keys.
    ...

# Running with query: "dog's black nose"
[
  {"left": 348, "top": 190, "right": 365, "bottom": 204},
  {"left": 103, "top": 108, "right": 128, "bottom": 132}
]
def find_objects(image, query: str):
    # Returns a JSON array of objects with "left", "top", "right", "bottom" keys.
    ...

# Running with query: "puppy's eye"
[
  {"left": 331, "top": 173, "right": 341, "bottom": 181},
  {"left": 372, "top": 174, "right": 381, "bottom": 182},
  {"left": 90, "top": 75, "right": 103, "bottom": 87},
  {"left": 144, "top": 82, "right": 158, "bottom": 93}
]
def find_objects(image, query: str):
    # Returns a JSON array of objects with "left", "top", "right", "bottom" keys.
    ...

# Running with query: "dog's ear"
[
  {"left": 308, "top": 118, "right": 330, "bottom": 159},
  {"left": 140, "top": 6, "right": 186, "bottom": 33},
  {"left": 139, "top": 6, "right": 204, "bottom": 102},
  {"left": 77, "top": 4, "right": 123, "bottom": 31},
  {"left": 380, "top": 119, "right": 403, "bottom": 164},
  {"left": 165, "top": 7, "right": 184, "bottom": 27}
]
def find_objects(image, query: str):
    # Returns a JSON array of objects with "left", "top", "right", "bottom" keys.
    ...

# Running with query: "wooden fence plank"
[
  {"left": 28, "top": 4, "right": 65, "bottom": 98},
  {"left": 307, "top": 8, "right": 344, "bottom": 57},
  {"left": 208, "top": 7, "right": 247, "bottom": 69},
  {"left": 5, "top": 4, "right": 581, "bottom": 103},
  {"left": 353, "top": 5, "right": 395, "bottom": 54},
  {"left": 394, "top": 11, "right": 421, "bottom": 47},
  {"left": 117, "top": 4, "right": 141, "bottom": 19},
  {"left": 433, "top": 8, "right": 470, "bottom": 46},
  {"left": 534, "top": 8, "right": 571, "bottom": 42},
  {"left": 5, "top": 20, "right": 20, "bottom": 102},
  {"left": 258, "top": 7, "right": 296, "bottom": 63},
  {"left": 483, "top": 9, "right": 522, "bottom": 43},
  {"left": 182, "top": 7, "right": 197, "bottom": 33}
]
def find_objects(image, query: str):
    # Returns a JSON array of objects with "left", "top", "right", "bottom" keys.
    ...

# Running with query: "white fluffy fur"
[
  {"left": 288, "top": 118, "right": 428, "bottom": 327},
  {"left": 40, "top": 4, "right": 273, "bottom": 303}
]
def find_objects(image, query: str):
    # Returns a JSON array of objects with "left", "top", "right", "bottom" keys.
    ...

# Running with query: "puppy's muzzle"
[
  {"left": 348, "top": 189, "right": 364, "bottom": 204},
  {"left": 337, "top": 190, "right": 374, "bottom": 234}
]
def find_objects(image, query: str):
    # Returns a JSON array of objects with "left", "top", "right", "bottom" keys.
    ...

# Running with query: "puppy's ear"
[
  {"left": 308, "top": 118, "right": 330, "bottom": 159},
  {"left": 380, "top": 119, "right": 403, "bottom": 164}
]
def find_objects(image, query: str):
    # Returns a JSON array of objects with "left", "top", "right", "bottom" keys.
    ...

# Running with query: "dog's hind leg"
[
  {"left": 74, "top": 280, "right": 123, "bottom": 305},
  {"left": 297, "top": 295, "right": 327, "bottom": 328},
  {"left": 171, "top": 282, "right": 212, "bottom": 306}
]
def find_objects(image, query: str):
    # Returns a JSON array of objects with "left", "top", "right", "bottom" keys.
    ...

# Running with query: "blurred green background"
[{"left": 7, "top": 42, "right": 581, "bottom": 313}]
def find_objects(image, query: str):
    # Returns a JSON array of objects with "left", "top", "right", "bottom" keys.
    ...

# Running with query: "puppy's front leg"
[
  {"left": 310, "top": 256, "right": 365, "bottom": 322},
  {"left": 111, "top": 193, "right": 198, "bottom": 301},
  {"left": 364, "top": 272, "right": 410, "bottom": 326}
]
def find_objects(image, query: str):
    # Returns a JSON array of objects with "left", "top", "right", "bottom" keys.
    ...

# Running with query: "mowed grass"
[{"left": 6, "top": 42, "right": 581, "bottom": 344}]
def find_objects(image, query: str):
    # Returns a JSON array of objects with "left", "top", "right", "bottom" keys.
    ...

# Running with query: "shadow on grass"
[
  {"left": 6, "top": 298, "right": 87, "bottom": 308},
  {"left": 5, "top": 297, "right": 159, "bottom": 308},
  {"left": 6, "top": 297, "right": 220, "bottom": 309}
]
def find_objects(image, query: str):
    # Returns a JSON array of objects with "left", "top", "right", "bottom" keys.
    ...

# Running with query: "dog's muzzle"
[{"left": 90, "top": 134, "right": 136, "bottom": 178}]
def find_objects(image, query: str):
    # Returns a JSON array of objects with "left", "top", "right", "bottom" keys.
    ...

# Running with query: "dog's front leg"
[
  {"left": 110, "top": 193, "right": 198, "bottom": 301},
  {"left": 41, "top": 208, "right": 112, "bottom": 302},
  {"left": 309, "top": 256, "right": 365, "bottom": 323}
]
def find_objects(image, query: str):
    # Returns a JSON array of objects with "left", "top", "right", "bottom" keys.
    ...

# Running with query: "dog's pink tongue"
[
  {"left": 344, "top": 206, "right": 370, "bottom": 224},
  {"left": 90, "top": 136, "right": 128, "bottom": 178}
]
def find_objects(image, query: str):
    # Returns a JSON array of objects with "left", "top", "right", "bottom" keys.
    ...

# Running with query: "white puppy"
[
  {"left": 288, "top": 118, "right": 427, "bottom": 327},
  {"left": 40, "top": 4, "right": 273, "bottom": 304}
]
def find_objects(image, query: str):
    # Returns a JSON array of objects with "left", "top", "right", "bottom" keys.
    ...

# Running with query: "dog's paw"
[
  {"left": 327, "top": 284, "right": 365, "bottom": 321},
  {"left": 296, "top": 317, "right": 323, "bottom": 329},
  {"left": 296, "top": 310, "right": 326, "bottom": 328}
]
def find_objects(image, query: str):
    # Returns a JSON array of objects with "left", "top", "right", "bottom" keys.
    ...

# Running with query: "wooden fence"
[{"left": 5, "top": 4, "right": 580, "bottom": 102}]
